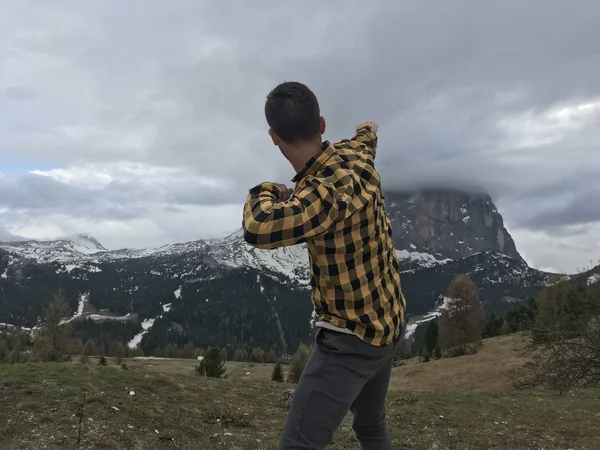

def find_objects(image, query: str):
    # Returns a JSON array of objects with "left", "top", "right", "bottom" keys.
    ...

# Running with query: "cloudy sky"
[{"left": 1, "top": 0, "right": 599, "bottom": 273}]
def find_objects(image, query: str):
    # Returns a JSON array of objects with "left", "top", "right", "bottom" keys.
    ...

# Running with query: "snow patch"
[
  {"left": 162, "top": 303, "right": 172, "bottom": 312},
  {"left": 128, "top": 318, "right": 156, "bottom": 349},
  {"left": 403, "top": 297, "right": 454, "bottom": 341},
  {"left": 174, "top": 288, "right": 182, "bottom": 299},
  {"left": 587, "top": 273, "right": 600, "bottom": 286},
  {"left": 396, "top": 249, "right": 452, "bottom": 268}
]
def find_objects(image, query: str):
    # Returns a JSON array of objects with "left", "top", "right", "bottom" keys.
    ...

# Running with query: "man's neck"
[{"left": 285, "top": 141, "right": 323, "bottom": 173}]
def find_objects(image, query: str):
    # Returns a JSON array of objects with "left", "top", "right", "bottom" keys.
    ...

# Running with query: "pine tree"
[
  {"left": 424, "top": 321, "right": 440, "bottom": 358},
  {"left": 483, "top": 312, "right": 505, "bottom": 338},
  {"left": 98, "top": 355, "right": 108, "bottom": 366},
  {"left": 196, "top": 347, "right": 226, "bottom": 378},
  {"left": 271, "top": 363, "right": 284, "bottom": 382}
]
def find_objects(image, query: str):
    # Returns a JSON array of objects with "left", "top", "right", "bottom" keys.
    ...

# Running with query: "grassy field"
[{"left": 1, "top": 335, "right": 600, "bottom": 449}]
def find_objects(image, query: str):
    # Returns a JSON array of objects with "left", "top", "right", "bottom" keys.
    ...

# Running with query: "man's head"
[{"left": 265, "top": 82, "right": 326, "bottom": 154}]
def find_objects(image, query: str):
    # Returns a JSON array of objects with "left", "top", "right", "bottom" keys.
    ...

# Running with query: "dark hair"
[{"left": 265, "top": 81, "right": 321, "bottom": 144}]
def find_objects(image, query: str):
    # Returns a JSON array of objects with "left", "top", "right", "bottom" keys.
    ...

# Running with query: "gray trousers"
[{"left": 278, "top": 328, "right": 399, "bottom": 449}]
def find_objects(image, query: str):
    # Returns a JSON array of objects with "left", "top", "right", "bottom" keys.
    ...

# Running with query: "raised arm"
[
  {"left": 352, "top": 121, "right": 378, "bottom": 158},
  {"left": 242, "top": 177, "right": 346, "bottom": 249}
]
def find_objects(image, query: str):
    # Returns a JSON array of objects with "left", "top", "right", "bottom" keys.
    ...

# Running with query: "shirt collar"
[{"left": 291, "top": 141, "right": 335, "bottom": 183}]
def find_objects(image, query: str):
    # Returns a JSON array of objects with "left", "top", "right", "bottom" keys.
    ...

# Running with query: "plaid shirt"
[{"left": 243, "top": 126, "right": 405, "bottom": 346}]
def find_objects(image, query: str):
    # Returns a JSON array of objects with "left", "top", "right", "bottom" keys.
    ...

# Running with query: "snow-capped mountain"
[
  {"left": 0, "top": 189, "right": 562, "bottom": 354},
  {"left": 1, "top": 233, "right": 108, "bottom": 263}
]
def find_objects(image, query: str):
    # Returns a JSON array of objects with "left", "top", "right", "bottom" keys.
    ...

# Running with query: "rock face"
[{"left": 385, "top": 189, "right": 522, "bottom": 262}]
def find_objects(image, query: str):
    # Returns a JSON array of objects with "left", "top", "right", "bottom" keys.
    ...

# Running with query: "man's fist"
[
  {"left": 274, "top": 183, "right": 293, "bottom": 202},
  {"left": 356, "top": 121, "right": 378, "bottom": 134}
]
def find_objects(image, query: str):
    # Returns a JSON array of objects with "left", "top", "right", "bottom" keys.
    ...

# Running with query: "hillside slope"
[{"left": 1, "top": 337, "right": 599, "bottom": 449}]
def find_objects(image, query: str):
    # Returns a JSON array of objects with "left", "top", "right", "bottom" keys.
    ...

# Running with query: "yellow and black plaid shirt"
[{"left": 242, "top": 126, "right": 405, "bottom": 346}]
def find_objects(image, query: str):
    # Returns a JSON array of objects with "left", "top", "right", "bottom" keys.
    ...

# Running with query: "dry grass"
[
  {"left": 391, "top": 334, "right": 529, "bottom": 393},
  {"left": 2, "top": 335, "right": 600, "bottom": 449},
  {"left": 116, "top": 358, "right": 284, "bottom": 381}
]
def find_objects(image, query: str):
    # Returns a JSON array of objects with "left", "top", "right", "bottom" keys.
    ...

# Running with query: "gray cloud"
[
  {"left": 0, "top": 225, "right": 23, "bottom": 242},
  {"left": 5, "top": 86, "right": 38, "bottom": 101},
  {"left": 0, "top": 172, "right": 243, "bottom": 220},
  {"left": 1, "top": 0, "right": 600, "bottom": 270}
]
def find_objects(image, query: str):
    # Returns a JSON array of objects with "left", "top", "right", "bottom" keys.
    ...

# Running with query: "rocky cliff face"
[{"left": 385, "top": 189, "right": 522, "bottom": 262}]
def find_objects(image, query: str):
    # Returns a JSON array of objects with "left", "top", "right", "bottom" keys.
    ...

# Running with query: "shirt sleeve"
[
  {"left": 242, "top": 178, "right": 346, "bottom": 249},
  {"left": 348, "top": 125, "right": 378, "bottom": 159}
]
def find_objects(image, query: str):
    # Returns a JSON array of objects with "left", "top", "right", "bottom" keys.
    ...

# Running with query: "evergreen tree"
[
  {"left": 98, "top": 355, "right": 108, "bottom": 366},
  {"left": 483, "top": 312, "right": 505, "bottom": 338},
  {"left": 271, "top": 363, "right": 284, "bottom": 382},
  {"left": 196, "top": 347, "right": 226, "bottom": 378},
  {"left": 424, "top": 321, "right": 440, "bottom": 357}
]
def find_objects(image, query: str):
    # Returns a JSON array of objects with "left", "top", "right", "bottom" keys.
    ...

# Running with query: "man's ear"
[
  {"left": 319, "top": 116, "right": 326, "bottom": 135},
  {"left": 268, "top": 128, "right": 281, "bottom": 146}
]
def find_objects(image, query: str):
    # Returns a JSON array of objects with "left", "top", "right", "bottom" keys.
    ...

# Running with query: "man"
[{"left": 242, "top": 81, "right": 406, "bottom": 449}]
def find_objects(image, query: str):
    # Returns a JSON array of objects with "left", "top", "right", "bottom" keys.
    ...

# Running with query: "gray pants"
[{"left": 278, "top": 328, "right": 399, "bottom": 449}]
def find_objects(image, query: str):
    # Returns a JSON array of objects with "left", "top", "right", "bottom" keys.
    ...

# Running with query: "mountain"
[
  {"left": 1, "top": 233, "right": 107, "bottom": 263},
  {"left": 0, "top": 189, "right": 559, "bottom": 354},
  {"left": 386, "top": 189, "right": 522, "bottom": 263}
]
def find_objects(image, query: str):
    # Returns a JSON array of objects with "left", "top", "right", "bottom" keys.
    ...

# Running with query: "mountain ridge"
[{"left": 0, "top": 188, "right": 569, "bottom": 354}]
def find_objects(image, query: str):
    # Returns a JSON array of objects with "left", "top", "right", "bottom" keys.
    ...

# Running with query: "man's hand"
[
  {"left": 356, "top": 121, "right": 378, "bottom": 134},
  {"left": 274, "top": 183, "right": 293, "bottom": 202}
]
